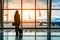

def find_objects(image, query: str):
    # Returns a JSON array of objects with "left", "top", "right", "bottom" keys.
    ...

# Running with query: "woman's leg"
[{"left": 15, "top": 26, "right": 19, "bottom": 40}]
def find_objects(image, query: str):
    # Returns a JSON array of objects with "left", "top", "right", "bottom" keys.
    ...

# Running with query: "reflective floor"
[
  {"left": 2, "top": 23, "right": 60, "bottom": 40},
  {"left": 3, "top": 29, "right": 60, "bottom": 40},
  {"left": 4, "top": 36, "right": 60, "bottom": 40}
]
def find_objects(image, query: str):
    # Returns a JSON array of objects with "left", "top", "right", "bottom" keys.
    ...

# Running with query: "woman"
[{"left": 14, "top": 10, "right": 22, "bottom": 40}]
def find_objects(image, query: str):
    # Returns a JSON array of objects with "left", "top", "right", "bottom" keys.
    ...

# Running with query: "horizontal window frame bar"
[
  {"left": 0, "top": 28, "right": 60, "bottom": 29},
  {"left": 0, "top": 9, "right": 60, "bottom": 10},
  {"left": 4, "top": 35, "right": 60, "bottom": 37}
]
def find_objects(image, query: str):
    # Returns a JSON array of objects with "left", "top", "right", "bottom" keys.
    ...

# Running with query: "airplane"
[{"left": 38, "top": 15, "right": 60, "bottom": 26}]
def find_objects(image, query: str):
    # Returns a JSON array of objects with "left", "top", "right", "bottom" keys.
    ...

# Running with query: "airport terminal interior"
[{"left": 0, "top": 0, "right": 60, "bottom": 40}]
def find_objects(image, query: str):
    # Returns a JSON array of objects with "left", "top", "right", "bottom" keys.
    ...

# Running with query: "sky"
[
  {"left": 52, "top": 0, "right": 60, "bottom": 8},
  {"left": 52, "top": 0, "right": 60, "bottom": 17},
  {"left": 4, "top": 0, "right": 60, "bottom": 22}
]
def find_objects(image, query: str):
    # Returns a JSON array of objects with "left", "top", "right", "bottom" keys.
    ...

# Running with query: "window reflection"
[
  {"left": 36, "top": 29, "right": 47, "bottom": 40},
  {"left": 4, "top": 29, "right": 15, "bottom": 40},
  {"left": 51, "top": 29, "right": 60, "bottom": 40},
  {"left": 23, "top": 29, "right": 35, "bottom": 40}
]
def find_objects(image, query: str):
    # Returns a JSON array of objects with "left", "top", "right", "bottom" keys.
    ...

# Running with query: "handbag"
[{"left": 12, "top": 22, "right": 15, "bottom": 26}]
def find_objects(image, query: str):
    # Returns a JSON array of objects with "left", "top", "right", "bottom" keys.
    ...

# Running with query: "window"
[{"left": 0, "top": 0, "right": 59, "bottom": 40}]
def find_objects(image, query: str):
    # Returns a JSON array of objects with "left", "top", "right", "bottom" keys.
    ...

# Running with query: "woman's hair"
[{"left": 15, "top": 10, "right": 19, "bottom": 14}]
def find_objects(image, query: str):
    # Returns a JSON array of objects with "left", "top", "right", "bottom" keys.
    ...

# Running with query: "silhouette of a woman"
[
  {"left": 14, "top": 10, "right": 20, "bottom": 39},
  {"left": 14, "top": 10, "right": 22, "bottom": 40}
]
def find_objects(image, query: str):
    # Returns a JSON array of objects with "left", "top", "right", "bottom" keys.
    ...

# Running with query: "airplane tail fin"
[
  {"left": 38, "top": 5, "right": 41, "bottom": 17},
  {"left": 39, "top": 10, "right": 41, "bottom": 17}
]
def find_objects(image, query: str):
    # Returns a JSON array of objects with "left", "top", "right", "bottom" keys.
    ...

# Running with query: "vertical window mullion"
[
  {"left": 47, "top": 0, "right": 52, "bottom": 40},
  {"left": 1, "top": 0, "right": 4, "bottom": 40},
  {"left": 21, "top": 0, "right": 23, "bottom": 38},
  {"left": 35, "top": 0, "right": 36, "bottom": 40}
]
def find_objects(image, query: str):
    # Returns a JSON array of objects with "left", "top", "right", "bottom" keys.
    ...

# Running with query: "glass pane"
[
  {"left": 4, "top": 0, "right": 7, "bottom": 9},
  {"left": 36, "top": 29, "right": 47, "bottom": 40},
  {"left": 3, "top": 10, "right": 21, "bottom": 28},
  {"left": 4, "top": 0, "right": 21, "bottom": 9},
  {"left": 51, "top": 29, "right": 60, "bottom": 40},
  {"left": 52, "top": 0, "right": 60, "bottom": 9},
  {"left": 3, "top": 29, "right": 15, "bottom": 40},
  {"left": 36, "top": 10, "right": 47, "bottom": 28},
  {"left": 51, "top": 10, "right": 60, "bottom": 28},
  {"left": 22, "top": 10, "right": 35, "bottom": 28},
  {"left": 22, "top": 0, "right": 35, "bottom": 9},
  {"left": 36, "top": 0, "right": 47, "bottom": 9},
  {"left": 23, "top": 29, "right": 35, "bottom": 40}
]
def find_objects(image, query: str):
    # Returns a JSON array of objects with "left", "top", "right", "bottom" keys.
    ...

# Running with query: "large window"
[
  {"left": 0, "top": 0, "right": 59, "bottom": 40},
  {"left": 4, "top": 0, "right": 48, "bottom": 28}
]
